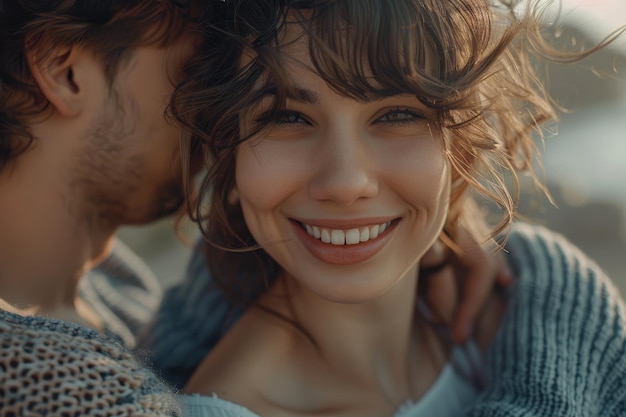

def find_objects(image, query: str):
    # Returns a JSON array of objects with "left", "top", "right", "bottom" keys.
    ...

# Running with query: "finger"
[
  {"left": 420, "top": 239, "right": 447, "bottom": 269},
  {"left": 495, "top": 257, "right": 514, "bottom": 288},
  {"left": 450, "top": 266, "right": 492, "bottom": 343},
  {"left": 424, "top": 264, "right": 458, "bottom": 325},
  {"left": 449, "top": 228, "right": 496, "bottom": 343}
]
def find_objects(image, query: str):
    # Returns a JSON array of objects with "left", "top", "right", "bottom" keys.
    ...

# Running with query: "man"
[
  {"left": 0, "top": 0, "right": 197, "bottom": 342},
  {"left": 0, "top": 1, "right": 203, "bottom": 414}
]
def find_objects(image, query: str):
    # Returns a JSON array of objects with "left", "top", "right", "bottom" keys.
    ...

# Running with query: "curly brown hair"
[
  {"left": 171, "top": 0, "right": 621, "bottom": 307},
  {"left": 0, "top": 0, "right": 193, "bottom": 171}
]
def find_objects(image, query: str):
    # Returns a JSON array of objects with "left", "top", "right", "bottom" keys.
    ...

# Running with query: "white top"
[{"left": 181, "top": 342, "right": 484, "bottom": 417}]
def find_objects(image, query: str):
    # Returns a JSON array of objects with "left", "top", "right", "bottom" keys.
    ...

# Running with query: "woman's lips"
[{"left": 291, "top": 219, "right": 399, "bottom": 265}]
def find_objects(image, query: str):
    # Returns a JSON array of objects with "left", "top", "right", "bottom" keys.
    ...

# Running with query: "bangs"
[
  {"left": 175, "top": 0, "right": 595, "bottom": 301},
  {"left": 192, "top": 0, "right": 528, "bottom": 154},
  {"left": 253, "top": 0, "right": 502, "bottom": 110}
]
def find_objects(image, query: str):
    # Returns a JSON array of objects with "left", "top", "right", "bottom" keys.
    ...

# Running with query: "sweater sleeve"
[
  {"left": 466, "top": 224, "right": 626, "bottom": 416},
  {"left": 79, "top": 238, "right": 163, "bottom": 348},
  {"left": 138, "top": 239, "right": 244, "bottom": 389}
]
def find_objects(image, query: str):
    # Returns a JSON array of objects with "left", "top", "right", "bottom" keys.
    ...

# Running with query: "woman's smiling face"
[{"left": 234, "top": 33, "right": 451, "bottom": 304}]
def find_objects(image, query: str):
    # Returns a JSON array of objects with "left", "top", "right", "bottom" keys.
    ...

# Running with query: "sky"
[{"left": 560, "top": 0, "right": 626, "bottom": 46}]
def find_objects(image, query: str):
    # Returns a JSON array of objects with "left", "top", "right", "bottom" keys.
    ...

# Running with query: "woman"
[{"left": 156, "top": 0, "right": 626, "bottom": 415}]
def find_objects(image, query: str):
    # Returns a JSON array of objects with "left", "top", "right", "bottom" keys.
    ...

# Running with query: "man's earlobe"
[{"left": 26, "top": 45, "right": 84, "bottom": 117}]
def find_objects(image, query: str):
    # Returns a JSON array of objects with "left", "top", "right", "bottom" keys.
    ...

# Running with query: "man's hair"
[{"left": 0, "top": 0, "right": 191, "bottom": 171}]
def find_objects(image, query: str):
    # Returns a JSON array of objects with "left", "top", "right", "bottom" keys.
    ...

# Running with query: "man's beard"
[
  {"left": 66, "top": 89, "right": 184, "bottom": 229},
  {"left": 146, "top": 179, "right": 186, "bottom": 221}
]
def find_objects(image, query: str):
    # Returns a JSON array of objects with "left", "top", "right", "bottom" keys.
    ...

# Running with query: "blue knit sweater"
[
  {"left": 80, "top": 238, "right": 164, "bottom": 348},
  {"left": 467, "top": 224, "right": 626, "bottom": 416},
  {"left": 143, "top": 223, "right": 626, "bottom": 415}
]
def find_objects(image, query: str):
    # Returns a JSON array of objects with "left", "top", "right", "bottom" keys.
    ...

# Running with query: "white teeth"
[
  {"left": 331, "top": 230, "right": 345, "bottom": 245},
  {"left": 346, "top": 229, "right": 360, "bottom": 245},
  {"left": 321, "top": 229, "right": 331, "bottom": 243},
  {"left": 302, "top": 221, "right": 392, "bottom": 245}
]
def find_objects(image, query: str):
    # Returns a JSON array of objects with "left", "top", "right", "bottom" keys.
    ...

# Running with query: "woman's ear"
[{"left": 26, "top": 43, "right": 85, "bottom": 117}]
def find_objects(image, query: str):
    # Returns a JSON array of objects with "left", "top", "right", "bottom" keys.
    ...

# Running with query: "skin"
[
  {"left": 0, "top": 33, "right": 196, "bottom": 328},
  {"left": 424, "top": 222, "right": 512, "bottom": 342},
  {"left": 237, "top": 86, "right": 450, "bottom": 304},
  {"left": 186, "top": 31, "right": 506, "bottom": 417},
  {"left": 73, "top": 38, "right": 192, "bottom": 226},
  {"left": 0, "top": 18, "right": 507, "bottom": 344}
]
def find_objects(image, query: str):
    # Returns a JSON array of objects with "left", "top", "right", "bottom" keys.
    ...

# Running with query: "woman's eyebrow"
[
  {"left": 260, "top": 87, "right": 319, "bottom": 104},
  {"left": 260, "top": 87, "right": 420, "bottom": 105}
]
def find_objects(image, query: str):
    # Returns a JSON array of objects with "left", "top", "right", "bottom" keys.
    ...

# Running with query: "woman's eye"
[
  {"left": 377, "top": 108, "right": 425, "bottom": 125},
  {"left": 274, "top": 111, "right": 308, "bottom": 125},
  {"left": 254, "top": 110, "right": 309, "bottom": 127}
]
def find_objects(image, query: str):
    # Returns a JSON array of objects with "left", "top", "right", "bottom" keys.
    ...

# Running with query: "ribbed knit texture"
[
  {"left": 81, "top": 238, "right": 164, "bottom": 348},
  {"left": 465, "top": 223, "right": 626, "bottom": 416},
  {"left": 143, "top": 223, "right": 626, "bottom": 414},
  {"left": 140, "top": 246, "right": 242, "bottom": 388}
]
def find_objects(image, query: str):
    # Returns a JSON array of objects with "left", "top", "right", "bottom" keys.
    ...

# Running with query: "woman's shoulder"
[
  {"left": 0, "top": 308, "right": 181, "bottom": 416},
  {"left": 185, "top": 306, "right": 347, "bottom": 417}
]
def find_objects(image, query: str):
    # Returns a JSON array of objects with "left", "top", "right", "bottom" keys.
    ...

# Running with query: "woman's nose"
[{"left": 308, "top": 126, "right": 379, "bottom": 206}]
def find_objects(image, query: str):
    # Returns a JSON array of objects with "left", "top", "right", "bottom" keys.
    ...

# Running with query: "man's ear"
[{"left": 26, "top": 44, "right": 85, "bottom": 117}]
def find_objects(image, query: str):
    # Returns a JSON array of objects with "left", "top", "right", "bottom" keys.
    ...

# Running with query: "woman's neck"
[{"left": 266, "top": 262, "right": 441, "bottom": 405}]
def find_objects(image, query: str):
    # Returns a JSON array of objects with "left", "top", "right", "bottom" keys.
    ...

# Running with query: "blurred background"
[{"left": 116, "top": 0, "right": 626, "bottom": 295}]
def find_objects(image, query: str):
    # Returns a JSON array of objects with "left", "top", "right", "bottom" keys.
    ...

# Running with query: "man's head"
[{"left": 0, "top": 0, "right": 198, "bottom": 226}]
